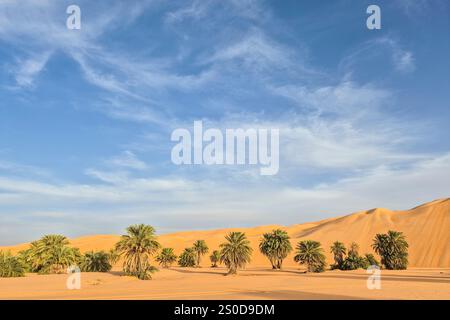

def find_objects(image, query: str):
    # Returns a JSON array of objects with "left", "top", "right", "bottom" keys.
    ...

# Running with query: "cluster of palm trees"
[
  {"left": 0, "top": 234, "right": 116, "bottom": 277},
  {"left": 17, "top": 235, "right": 81, "bottom": 274},
  {"left": 328, "top": 231, "right": 408, "bottom": 271},
  {"left": 176, "top": 232, "right": 253, "bottom": 275},
  {"left": 259, "top": 229, "right": 408, "bottom": 273},
  {"left": 372, "top": 230, "right": 409, "bottom": 270},
  {"left": 0, "top": 251, "right": 25, "bottom": 277},
  {"left": 175, "top": 240, "right": 210, "bottom": 268},
  {"left": 0, "top": 225, "right": 409, "bottom": 279},
  {"left": 330, "top": 241, "right": 378, "bottom": 270}
]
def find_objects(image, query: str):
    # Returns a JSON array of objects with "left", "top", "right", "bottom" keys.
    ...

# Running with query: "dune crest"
[{"left": 1, "top": 198, "right": 449, "bottom": 268}]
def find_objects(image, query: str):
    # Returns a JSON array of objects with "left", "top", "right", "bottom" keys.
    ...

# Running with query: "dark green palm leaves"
[
  {"left": 220, "top": 232, "right": 252, "bottom": 275},
  {"left": 178, "top": 248, "right": 197, "bottom": 267},
  {"left": 156, "top": 248, "right": 177, "bottom": 268},
  {"left": 330, "top": 241, "right": 346, "bottom": 268},
  {"left": 81, "top": 251, "right": 112, "bottom": 272},
  {"left": 193, "top": 240, "right": 209, "bottom": 267},
  {"left": 259, "top": 229, "right": 292, "bottom": 269},
  {"left": 372, "top": 230, "right": 408, "bottom": 270},
  {"left": 0, "top": 251, "right": 25, "bottom": 277},
  {"left": 294, "top": 240, "right": 326, "bottom": 272},
  {"left": 19, "top": 235, "right": 81, "bottom": 274},
  {"left": 115, "top": 224, "right": 161, "bottom": 280},
  {"left": 209, "top": 250, "right": 221, "bottom": 267}
]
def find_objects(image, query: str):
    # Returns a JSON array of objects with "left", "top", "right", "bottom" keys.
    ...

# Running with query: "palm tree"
[
  {"left": 339, "top": 242, "right": 370, "bottom": 270},
  {"left": 178, "top": 248, "right": 197, "bottom": 267},
  {"left": 372, "top": 233, "right": 389, "bottom": 265},
  {"left": 115, "top": 224, "right": 161, "bottom": 280},
  {"left": 294, "top": 240, "right": 326, "bottom": 272},
  {"left": 193, "top": 240, "right": 209, "bottom": 267},
  {"left": 156, "top": 248, "right": 177, "bottom": 268},
  {"left": 48, "top": 246, "right": 81, "bottom": 274},
  {"left": 341, "top": 252, "right": 367, "bottom": 270},
  {"left": 372, "top": 230, "right": 408, "bottom": 270},
  {"left": 25, "top": 242, "right": 42, "bottom": 272},
  {"left": 219, "top": 232, "right": 252, "bottom": 275},
  {"left": 386, "top": 230, "right": 408, "bottom": 269},
  {"left": 17, "top": 248, "right": 34, "bottom": 273},
  {"left": 209, "top": 250, "right": 221, "bottom": 267},
  {"left": 32, "top": 235, "right": 70, "bottom": 267},
  {"left": 348, "top": 242, "right": 360, "bottom": 257},
  {"left": 259, "top": 229, "right": 292, "bottom": 269},
  {"left": 27, "top": 235, "right": 81, "bottom": 274},
  {"left": 0, "top": 251, "right": 25, "bottom": 278},
  {"left": 81, "top": 251, "right": 112, "bottom": 272},
  {"left": 330, "top": 241, "right": 346, "bottom": 268},
  {"left": 108, "top": 248, "right": 120, "bottom": 266},
  {"left": 259, "top": 233, "right": 276, "bottom": 269},
  {"left": 364, "top": 253, "right": 380, "bottom": 267}
]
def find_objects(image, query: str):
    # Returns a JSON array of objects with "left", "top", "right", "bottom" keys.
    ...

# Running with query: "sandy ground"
[{"left": 0, "top": 267, "right": 448, "bottom": 300}]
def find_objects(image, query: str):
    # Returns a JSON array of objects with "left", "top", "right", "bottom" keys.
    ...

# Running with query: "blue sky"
[{"left": 0, "top": 0, "right": 449, "bottom": 244}]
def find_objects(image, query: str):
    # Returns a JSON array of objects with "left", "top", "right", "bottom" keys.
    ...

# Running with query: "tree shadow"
[
  {"left": 170, "top": 267, "right": 228, "bottom": 276},
  {"left": 108, "top": 271, "right": 126, "bottom": 276}
]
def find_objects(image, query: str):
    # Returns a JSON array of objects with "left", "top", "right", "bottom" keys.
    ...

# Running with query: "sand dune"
[{"left": 2, "top": 198, "right": 449, "bottom": 268}]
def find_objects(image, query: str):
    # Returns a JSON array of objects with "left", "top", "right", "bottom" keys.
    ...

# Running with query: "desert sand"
[
  {"left": 0, "top": 267, "right": 448, "bottom": 300},
  {"left": 0, "top": 198, "right": 449, "bottom": 299}
]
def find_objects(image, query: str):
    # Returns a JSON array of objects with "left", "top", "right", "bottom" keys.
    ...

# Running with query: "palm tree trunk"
[
  {"left": 270, "top": 257, "right": 276, "bottom": 269},
  {"left": 228, "top": 266, "right": 237, "bottom": 275},
  {"left": 277, "top": 259, "right": 282, "bottom": 269}
]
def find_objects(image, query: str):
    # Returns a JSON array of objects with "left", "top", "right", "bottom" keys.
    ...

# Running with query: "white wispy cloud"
[
  {"left": 393, "top": 50, "right": 415, "bottom": 73},
  {"left": 11, "top": 51, "right": 52, "bottom": 87},
  {"left": 202, "top": 29, "right": 318, "bottom": 79},
  {"left": 165, "top": 0, "right": 210, "bottom": 24},
  {"left": 395, "top": 0, "right": 445, "bottom": 17},
  {"left": 0, "top": 0, "right": 156, "bottom": 92},
  {"left": 339, "top": 37, "right": 416, "bottom": 74},
  {"left": 206, "top": 31, "right": 290, "bottom": 67},
  {"left": 106, "top": 151, "right": 148, "bottom": 170},
  {"left": 165, "top": 0, "right": 267, "bottom": 24},
  {"left": 272, "top": 81, "right": 391, "bottom": 116},
  {"left": 1, "top": 152, "right": 449, "bottom": 243}
]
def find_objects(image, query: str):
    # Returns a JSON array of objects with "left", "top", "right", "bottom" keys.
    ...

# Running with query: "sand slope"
[{"left": 2, "top": 198, "right": 449, "bottom": 268}]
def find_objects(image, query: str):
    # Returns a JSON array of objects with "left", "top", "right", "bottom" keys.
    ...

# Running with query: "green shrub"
[
  {"left": 156, "top": 248, "right": 177, "bottom": 268},
  {"left": 0, "top": 251, "right": 25, "bottom": 278},
  {"left": 178, "top": 248, "right": 196, "bottom": 267},
  {"left": 81, "top": 251, "right": 112, "bottom": 272},
  {"left": 364, "top": 253, "right": 380, "bottom": 267}
]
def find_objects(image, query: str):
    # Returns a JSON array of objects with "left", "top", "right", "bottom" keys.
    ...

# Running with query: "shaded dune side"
[{"left": 287, "top": 199, "right": 449, "bottom": 268}]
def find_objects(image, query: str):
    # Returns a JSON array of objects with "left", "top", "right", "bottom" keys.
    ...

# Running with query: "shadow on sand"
[{"left": 170, "top": 267, "right": 228, "bottom": 276}]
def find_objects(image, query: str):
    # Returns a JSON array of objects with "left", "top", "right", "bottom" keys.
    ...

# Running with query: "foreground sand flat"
[{"left": 0, "top": 267, "right": 448, "bottom": 300}]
